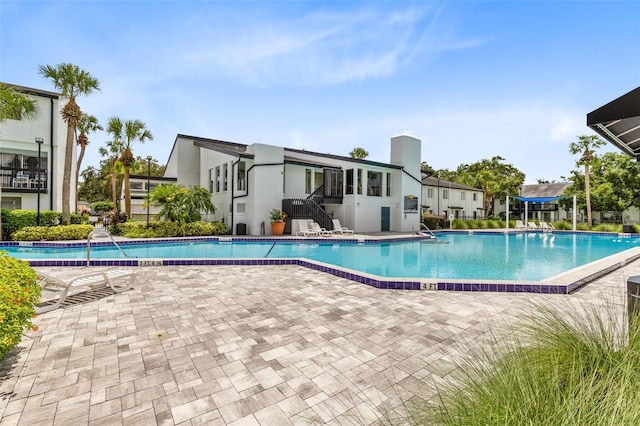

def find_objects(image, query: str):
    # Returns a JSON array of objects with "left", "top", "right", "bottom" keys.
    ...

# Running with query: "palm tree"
[
  {"left": 75, "top": 113, "right": 103, "bottom": 210},
  {"left": 0, "top": 83, "right": 38, "bottom": 122},
  {"left": 106, "top": 117, "right": 153, "bottom": 217},
  {"left": 38, "top": 63, "right": 100, "bottom": 224},
  {"left": 99, "top": 141, "right": 123, "bottom": 210},
  {"left": 349, "top": 147, "right": 369, "bottom": 159},
  {"left": 569, "top": 135, "right": 606, "bottom": 229}
]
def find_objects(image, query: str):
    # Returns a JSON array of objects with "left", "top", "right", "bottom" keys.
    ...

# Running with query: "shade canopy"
[
  {"left": 514, "top": 196, "right": 566, "bottom": 203},
  {"left": 587, "top": 87, "right": 640, "bottom": 159}
]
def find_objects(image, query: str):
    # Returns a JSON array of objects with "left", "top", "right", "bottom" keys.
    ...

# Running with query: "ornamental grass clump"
[
  {"left": 0, "top": 252, "right": 41, "bottom": 360},
  {"left": 410, "top": 304, "right": 640, "bottom": 425}
]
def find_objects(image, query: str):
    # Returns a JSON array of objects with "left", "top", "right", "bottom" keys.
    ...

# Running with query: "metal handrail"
[
  {"left": 420, "top": 223, "right": 438, "bottom": 239},
  {"left": 86, "top": 229, "right": 135, "bottom": 266}
]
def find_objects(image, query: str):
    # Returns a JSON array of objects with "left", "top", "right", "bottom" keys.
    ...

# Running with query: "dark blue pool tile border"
[{"left": 436, "top": 281, "right": 569, "bottom": 294}]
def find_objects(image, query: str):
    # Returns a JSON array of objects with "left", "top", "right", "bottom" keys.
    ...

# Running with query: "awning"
[
  {"left": 514, "top": 196, "right": 565, "bottom": 203},
  {"left": 587, "top": 87, "right": 640, "bottom": 159}
]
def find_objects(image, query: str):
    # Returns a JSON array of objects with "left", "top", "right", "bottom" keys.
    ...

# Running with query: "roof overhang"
[{"left": 587, "top": 87, "right": 640, "bottom": 159}]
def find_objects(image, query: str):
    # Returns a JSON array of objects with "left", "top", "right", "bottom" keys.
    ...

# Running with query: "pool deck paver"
[{"left": 0, "top": 258, "right": 636, "bottom": 425}]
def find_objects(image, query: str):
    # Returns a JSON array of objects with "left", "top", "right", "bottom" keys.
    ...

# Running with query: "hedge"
[
  {"left": 0, "top": 252, "right": 41, "bottom": 360},
  {"left": 119, "top": 220, "right": 229, "bottom": 238},
  {"left": 12, "top": 225, "right": 94, "bottom": 241},
  {"left": 1, "top": 209, "right": 84, "bottom": 240}
]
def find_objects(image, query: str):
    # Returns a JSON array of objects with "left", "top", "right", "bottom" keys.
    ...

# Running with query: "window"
[
  {"left": 130, "top": 181, "right": 143, "bottom": 191},
  {"left": 1, "top": 196, "right": 21, "bottom": 210},
  {"left": 473, "top": 193, "right": 477, "bottom": 201},
  {"left": 324, "top": 169, "right": 343, "bottom": 197},
  {"left": 461, "top": 191, "right": 465, "bottom": 201},
  {"left": 357, "top": 169, "right": 363, "bottom": 194},
  {"left": 305, "top": 169, "right": 312, "bottom": 194},
  {"left": 367, "top": 171, "right": 382, "bottom": 196},
  {"left": 427, "top": 188, "right": 433, "bottom": 198},
  {"left": 237, "top": 161, "right": 246, "bottom": 191},
  {"left": 215, "top": 166, "right": 220, "bottom": 192},
  {"left": 314, "top": 171, "right": 323, "bottom": 191},
  {"left": 222, "top": 163, "right": 228, "bottom": 191},
  {"left": 149, "top": 182, "right": 159, "bottom": 191},
  {"left": 442, "top": 189, "right": 448, "bottom": 199},
  {"left": 386, "top": 172, "right": 391, "bottom": 196},
  {"left": 346, "top": 169, "right": 354, "bottom": 195}
]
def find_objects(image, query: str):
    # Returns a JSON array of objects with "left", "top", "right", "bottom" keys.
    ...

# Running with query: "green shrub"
[
  {"left": 12, "top": 225, "right": 94, "bottom": 241},
  {"left": 412, "top": 306, "right": 640, "bottom": 425},
  {"left": 422, "top": 215, "right": 443, "bottom": 230},
  {"left": 1, "top": 209, "right": 85, "bottom": 239},
  {"left": 91, "top": 201, "right": 113, "bottom": 213},
  {"left": 594, "top": 224, "right": 620, "bottom": 233},
  {"left": 452, "top": 219, "right": 468, "bottom": 230},
  {"left": 0, "top": 252, "right": 41, "bottom": 360},
  {"left": 119, "top": 221, "right": 228, "bottom": 238},
  {"left": 488, "top": 219, "right": 503, "bottom": 229},
  {"left": 105, "top": 210, "right": 129, "bottom": 235}
]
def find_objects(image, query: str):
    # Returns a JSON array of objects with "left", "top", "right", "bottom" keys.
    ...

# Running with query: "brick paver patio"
[{"left": 0, "top": 261, "right": 634, "bottom": 425}]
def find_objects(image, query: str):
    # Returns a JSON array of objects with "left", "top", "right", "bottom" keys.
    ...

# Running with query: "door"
[{"left": 381, "top": 206, "right": 390, "bottom": 231}]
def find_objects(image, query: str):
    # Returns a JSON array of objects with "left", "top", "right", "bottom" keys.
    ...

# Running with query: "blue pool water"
[{"left": 4, "top": 232, "right": 640, "bottom": 281}]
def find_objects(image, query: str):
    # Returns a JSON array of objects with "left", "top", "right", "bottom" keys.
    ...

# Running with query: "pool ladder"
[
  {"left": 419, "top": 223, "right": 438, "bottom": 239},
  {"left": 86, "top": 229, "right": 134, "bottom": 266}
]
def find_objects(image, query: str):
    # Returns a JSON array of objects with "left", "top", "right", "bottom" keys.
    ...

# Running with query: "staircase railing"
[{"left": 283, "top": 198, "right": 333, "bottom": 230}]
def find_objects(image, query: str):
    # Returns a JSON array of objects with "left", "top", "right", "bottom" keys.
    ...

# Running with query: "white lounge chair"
[
  {"left": 310, "top": 222, "right": 332, "bottom": 237},
  {"left": 295, "top": 221, "right": 318, "bottom": 237},
  {"left": 35, "top": 269, "right": 136, "bottom": 314},
  {"left": 515, "top": 220, "right": 526, "bottom": 230},
  {"left": 527, "top": 222, "right": 538, "bottom": 230},
  {"left": 332, "top": 219, "right": 354, "bottom": 235},
  {"left": 539, "top": 221, "right": 554, "bottom": 232}
]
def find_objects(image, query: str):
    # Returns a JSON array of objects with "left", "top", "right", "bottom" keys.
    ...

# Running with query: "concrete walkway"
[{"left": 0, "top": 261, "right": 635, "bottom": 425}]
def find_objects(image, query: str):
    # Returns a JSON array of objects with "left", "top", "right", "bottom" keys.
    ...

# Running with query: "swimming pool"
[{"left": 4, "top": 231, "right": 640, "bottom": 293}]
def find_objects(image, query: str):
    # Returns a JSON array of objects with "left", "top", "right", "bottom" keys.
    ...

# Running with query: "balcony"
[{"left": 1, "top": 169, "right": 48, "bottom": 193}]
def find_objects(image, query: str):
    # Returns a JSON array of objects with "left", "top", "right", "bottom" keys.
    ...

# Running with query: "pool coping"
[{"left": 5, "top": 230, "right": 640, "bottom": 294}]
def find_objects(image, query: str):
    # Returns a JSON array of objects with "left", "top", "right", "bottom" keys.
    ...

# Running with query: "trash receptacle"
[
  {"left": 236, "top": 223, "right": 247, "bottom": 235},
  {"left": 623, "top": 224, "right": 634, "bottom": 233},
  {"left": 628, "top": 276, "right": 640, "bottom": 321}
]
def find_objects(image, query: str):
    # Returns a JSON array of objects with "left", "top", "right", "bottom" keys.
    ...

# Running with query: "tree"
[
  {"left": 569, "top": 135, "right": 606, "bottom": 229},
  {"left": 349, "top": 147, "right": 369, "bottom": 159},
  {"left": 75, "top": 113, "right": 102, "bottom": 210},
  {"left": 39, "top": 63, "right": 100, "bottom": 224},
  {"left": 0, "top": 83, "right": 38, "bottom": 122},
  {"left": 455, "top": 156, "right": 525, "bottom": 216},
  {"left": 105, "top": 117, "right": 153, "bottom": 217},
  {"left": 99, "top": 139, "right": 124, "bottom": 209},
  {"left": 421, "top": 162, "right": 436, "bottom": 177},
  {"left": 563, "top": 152, "right": 640, "bottom": 220},
  {"left": 145, "top": 184, "right": 215, "bottom": 224},
  {"left": 129, "top": 156, "right": 166, "bottom": 177},
  {"left": 77, "top": 165, "right": 113, "bottom": 204}
]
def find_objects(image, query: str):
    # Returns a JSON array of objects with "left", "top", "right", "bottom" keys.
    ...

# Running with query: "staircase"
[{"left": 282, "top": 195, "right": 333, "bottom": 230}]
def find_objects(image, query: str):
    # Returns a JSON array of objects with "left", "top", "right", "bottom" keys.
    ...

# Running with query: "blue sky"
[{"left": 1, "top": 0, "right": 639, "bottom": 184}]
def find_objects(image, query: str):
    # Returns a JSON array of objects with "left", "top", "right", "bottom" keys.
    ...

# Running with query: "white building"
[
  {"left": 164, "top": 134, "right": 423, "bottom": 235},
  {"left": 120, "top": 175, "right": 177, "bottom": 222},
  {"left": 0, "top": 84, "right": 69, "bottom": 213},
  {"left": 421, "top": 177, "right": 485, "bottom": 220}
]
